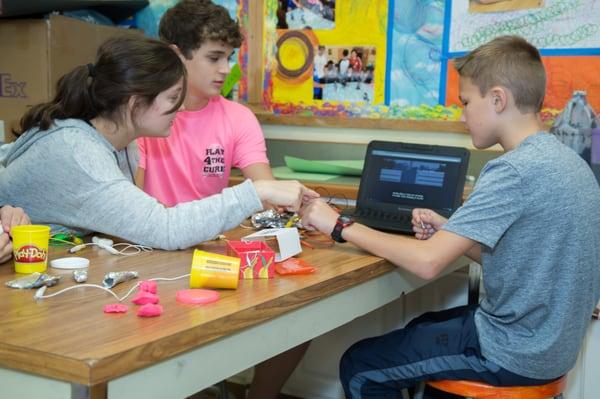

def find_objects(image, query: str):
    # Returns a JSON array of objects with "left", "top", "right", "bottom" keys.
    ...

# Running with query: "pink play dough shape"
[
  {"left": 176, "top": 289, "right": 220, "bottom": 305},
  {"left": 139, "top": 280, "right": 157, "bottom": 294},
  {"left": 137, "top": 303, "right": 163, "bottom": 317},
  {"left": 103, "top": 303, "right": 128, "bottom": 313},
  {"left": 131, "top": 291, "right": 160, "bottom": 305}
]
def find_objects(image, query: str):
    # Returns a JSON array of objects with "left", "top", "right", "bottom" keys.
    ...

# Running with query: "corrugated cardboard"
[{"left": 0, "top": 14, "right": 140, "bottom": 141}]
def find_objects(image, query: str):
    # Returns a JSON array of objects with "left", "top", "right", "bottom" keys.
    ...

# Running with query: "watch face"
[{"left": 339, "top": 215, "right": 353, "bottom": 224}]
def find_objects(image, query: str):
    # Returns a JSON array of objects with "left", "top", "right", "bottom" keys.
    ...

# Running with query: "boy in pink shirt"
[
  {"left": 136, "top": 1, "right": 307, "bottom": 398},
  {"left": 137, "top": 96, "right": 269, "bottom": 206},
  {"left": 136, "top": 2, "right": 273, "bottom": 206}
]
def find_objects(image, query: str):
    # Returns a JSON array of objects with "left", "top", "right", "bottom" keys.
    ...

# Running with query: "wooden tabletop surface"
[{"left": 0, "top": 228, "right": 395, "bottom": 387}]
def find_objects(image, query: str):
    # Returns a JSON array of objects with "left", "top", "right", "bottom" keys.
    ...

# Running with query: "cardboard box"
[
  {"left": 242, "top": 228, "right": 302, "bottom": 262},
  {"left": 0, "top": 15, "right": 140, "bottom": 141}
]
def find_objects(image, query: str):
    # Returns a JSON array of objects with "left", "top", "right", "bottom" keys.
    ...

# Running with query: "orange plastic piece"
[{"left": 275, "top": 258, "right": 317, "bottom": 275}]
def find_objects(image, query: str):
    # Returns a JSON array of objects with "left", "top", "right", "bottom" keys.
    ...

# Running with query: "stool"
[{"left": 426, "top": 375, "right": 566, "bottom": 399}]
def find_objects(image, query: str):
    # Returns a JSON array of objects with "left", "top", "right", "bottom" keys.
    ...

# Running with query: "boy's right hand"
[
  {"left": 253, "top": 180, "right": 320, "bottom": 212},
  {"left": 412, "top": 208, "right": 447, "bottom": 240}
]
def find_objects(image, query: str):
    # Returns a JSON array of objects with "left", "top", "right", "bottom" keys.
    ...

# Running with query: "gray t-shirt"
[{"left": 444, "top": 132, "right": 600, "bottom": 379}]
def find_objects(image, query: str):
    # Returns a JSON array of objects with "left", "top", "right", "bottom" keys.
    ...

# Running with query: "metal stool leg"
[
  {"left": 413, "top": 382, "right": 425, "bottom": 399},
  {"left": 218, "top": 380, "right": 228, "bottom": 399},
  {"left": 468, "top": 262, "right": 481, "bottom": 306}
]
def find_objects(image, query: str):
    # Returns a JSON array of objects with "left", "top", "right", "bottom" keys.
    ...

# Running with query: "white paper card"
[{"left": 243, "top": 227, "right": 302, "bottom": 262}]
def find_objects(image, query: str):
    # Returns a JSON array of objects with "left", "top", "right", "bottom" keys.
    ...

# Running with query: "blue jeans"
[{"left": 339, "top": 305, "right": 556, "bottom": 399}]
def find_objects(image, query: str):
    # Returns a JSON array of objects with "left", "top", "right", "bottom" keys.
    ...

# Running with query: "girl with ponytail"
[{"left": 0, "top": 36, "right": 317, "bottom": 250}]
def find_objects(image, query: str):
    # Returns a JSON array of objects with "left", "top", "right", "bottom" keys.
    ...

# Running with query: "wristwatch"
[{"left": 331, "top": 215, "right": 354, "bottom": 243}]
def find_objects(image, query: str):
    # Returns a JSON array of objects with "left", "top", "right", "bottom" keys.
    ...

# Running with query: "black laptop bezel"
[{"left": 356, "top": 140, "right": 470, "bottom": 219}]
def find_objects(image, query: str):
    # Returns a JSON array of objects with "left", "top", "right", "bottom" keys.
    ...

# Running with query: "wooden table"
[{"left": 0, "top": 229, "right": 470, "bottom": 399}]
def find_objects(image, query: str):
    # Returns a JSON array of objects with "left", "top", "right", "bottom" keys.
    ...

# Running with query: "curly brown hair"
[{"left": 159, "top": 0, "right": 243, "bottom": 60}]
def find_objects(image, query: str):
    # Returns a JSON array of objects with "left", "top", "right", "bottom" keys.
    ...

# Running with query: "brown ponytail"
[{"left": 16, "top": 36, "right": 186, "bottom": 135}]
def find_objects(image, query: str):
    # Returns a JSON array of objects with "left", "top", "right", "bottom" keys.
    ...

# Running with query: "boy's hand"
[
  {"left": 0, "top": 205, "right": 31, "bottom": 234},
  {"left": 253, "top": 180, "right": 319, "bottom": 212},
  {"left": 299, "top": 199, "right": 339, "bottom": 235},
  {"left": 412, "top": 208, "right": 447, "bottom": 240}
]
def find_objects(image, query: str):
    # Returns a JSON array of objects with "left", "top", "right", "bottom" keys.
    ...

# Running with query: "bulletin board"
[
  {"left": 443, "top": 0, "right": 600, "bottom": 122},
  {"left": 261, "top": 0, "right": 462, "bottom": 121},
  {"left": 258, "top": 0, "right": 600, "bottom": 126},
  {"left": 133, "top": 0, "right": 600, "bottom": 129}
]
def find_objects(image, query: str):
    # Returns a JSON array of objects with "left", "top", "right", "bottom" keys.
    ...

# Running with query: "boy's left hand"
[{"left": 299, "top": 199, "right": 339, "bottom": 234}]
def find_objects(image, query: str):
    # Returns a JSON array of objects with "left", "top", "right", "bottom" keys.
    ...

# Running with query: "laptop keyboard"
[
  {"left": 355, "top": 208, "right": 412, "bottom": 222},
  {"left": 351, "top": 208, "right": 415, "bottom": 234}
]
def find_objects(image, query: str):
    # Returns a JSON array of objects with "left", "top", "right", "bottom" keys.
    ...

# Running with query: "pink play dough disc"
[{"left": 176, "top": 289, "right": 220, "bottom": 305}]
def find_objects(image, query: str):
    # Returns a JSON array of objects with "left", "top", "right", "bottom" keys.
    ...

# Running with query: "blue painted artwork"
[
  {"left": 389, "top": 0, "right": 444, "bottom": 107},
  {"left": 135, "top": 0, "right": 240, "bottom": 38}
]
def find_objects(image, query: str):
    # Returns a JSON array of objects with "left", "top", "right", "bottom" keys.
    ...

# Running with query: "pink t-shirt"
[{"left": 137, "top": 96, "right": 269, "bottom": 207}]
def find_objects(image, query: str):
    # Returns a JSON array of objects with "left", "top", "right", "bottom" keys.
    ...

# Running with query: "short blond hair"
[{"left": 454, "top": 35, "right": 546, "bottom": 113}]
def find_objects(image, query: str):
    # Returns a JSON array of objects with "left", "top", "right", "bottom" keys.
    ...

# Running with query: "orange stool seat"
[{"left": 427, "top": 375, "right": 566, "bottom": 399}]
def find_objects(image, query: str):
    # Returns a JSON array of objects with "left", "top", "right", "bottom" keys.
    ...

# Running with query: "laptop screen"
[{"left": 362, "top": 148, "right": 465, "bottom": 214}]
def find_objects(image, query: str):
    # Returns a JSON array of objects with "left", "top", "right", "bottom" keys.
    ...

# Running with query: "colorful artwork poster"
[
  {"left": 448, "top": 0, "right": 600, "bottom": 54},
  {"left": 266, "top": 0, "right": 388, "bottom": 112},
  {"left": 276, "top": 0, "right": 336, "bottom": 30},
  {"left": 389, "top": 0, "right": 445, "bottom": 107},
  {"left": 444, "top": 56, "right": 600, "bottom": 120},
  {"left": 134, "top": 0, "right": 249, "bottom": 101}
]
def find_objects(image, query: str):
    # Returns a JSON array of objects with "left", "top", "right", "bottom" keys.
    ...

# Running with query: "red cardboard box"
[{"left": 227, "top": 241, "right": 275, "bottom": 279}]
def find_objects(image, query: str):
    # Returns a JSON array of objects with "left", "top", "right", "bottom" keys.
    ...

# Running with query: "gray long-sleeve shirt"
[{"left": 0, "top": 119, "right": 263, "bottom": 250}]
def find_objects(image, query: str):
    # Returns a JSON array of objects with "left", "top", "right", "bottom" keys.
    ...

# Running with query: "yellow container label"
[{"left": 11, "top": 225, "right": 51, "bottom": 274}]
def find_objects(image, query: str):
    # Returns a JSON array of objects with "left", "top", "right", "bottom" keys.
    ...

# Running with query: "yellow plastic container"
[
  {"left": 11, "top": 225, "right": 51, "bottom": 274},
  {"left": 190, "top": 250, "right": 240, "bottom": 290}
]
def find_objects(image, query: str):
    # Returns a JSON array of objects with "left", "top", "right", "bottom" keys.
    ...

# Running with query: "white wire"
[
  {"left": 34, "top": 274, "right": 190, "bottom": 302},
  {"left": 111, "top": 243, "right": 154, "bottom": 256},
  {"left": 69, "top": 242, "right": 153, "bottom": 256}
]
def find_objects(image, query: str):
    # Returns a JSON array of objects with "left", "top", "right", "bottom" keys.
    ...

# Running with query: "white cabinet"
[{"left": 564, "top": 311, "right": 600, "bottom": 398}]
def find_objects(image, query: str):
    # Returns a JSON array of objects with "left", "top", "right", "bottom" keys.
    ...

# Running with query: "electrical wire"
[
  {"left": 69, "top": 242, "right": 153, "bottom": 256},
  {"left": 34, "top": 274, "right": 191, "bottom": 301}
]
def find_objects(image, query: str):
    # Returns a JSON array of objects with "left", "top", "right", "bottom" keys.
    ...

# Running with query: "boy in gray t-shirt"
[{"left": 299, "top": 35, "right": 600, "bottom": 398}]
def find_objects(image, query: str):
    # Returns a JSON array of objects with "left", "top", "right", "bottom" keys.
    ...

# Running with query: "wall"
[{"left": 262, "top": 124, "right": 501, "bottom": 178}]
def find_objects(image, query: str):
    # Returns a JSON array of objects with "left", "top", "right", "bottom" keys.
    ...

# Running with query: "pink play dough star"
[
  {"left": 131, "top": 291, "right": 160, "bottom": 305},
  {"left": 139, "top": 280, "right": 158, "bottom": 294}
]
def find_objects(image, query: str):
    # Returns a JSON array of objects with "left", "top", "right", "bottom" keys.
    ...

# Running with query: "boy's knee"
[{"left": 339, "top": 340, "right": 367, "bottom": 384}]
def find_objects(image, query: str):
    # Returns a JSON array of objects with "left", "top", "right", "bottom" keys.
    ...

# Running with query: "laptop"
[{"left": 345, "top": 141, "right": 470, "bottom": 234}]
